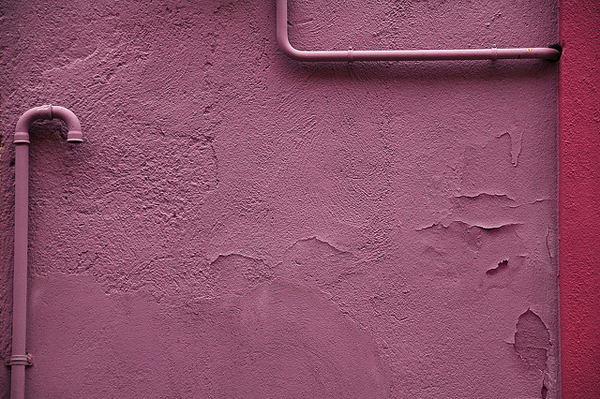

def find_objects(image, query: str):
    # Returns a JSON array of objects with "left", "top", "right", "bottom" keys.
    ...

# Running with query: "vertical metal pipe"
[
  {"left": 10, "top": 145, "right": 29, "bottom": 399},
  {"left": 9, "top": 105, "right": 82, "bottom": 399}
]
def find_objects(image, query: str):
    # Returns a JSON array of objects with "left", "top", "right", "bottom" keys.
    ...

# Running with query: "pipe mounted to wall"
[
  {"left": 276, "top": 0, "right": 561, "bottom": 62},
  {"left": 9, "top": 105, "right": 82, "bottom": 399}
]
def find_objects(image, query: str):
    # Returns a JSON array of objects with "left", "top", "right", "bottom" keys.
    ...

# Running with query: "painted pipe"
[
  {"left": 276, "top": 0, "right": 561, "bottom": 62},
  {"left": 9, "top": 105, "right": 82, "bottom": 399}
]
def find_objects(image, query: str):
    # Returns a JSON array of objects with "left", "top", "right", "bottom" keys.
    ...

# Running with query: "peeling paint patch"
[
  {"left": 496, "top": 131, "right": 523, "bottom": 167},
  {"left": 486, "top": 259, "right": 509, "bottom": 276},
  {"left": 541, "top": 382, "right": 548, "bottom": 399},
  {"left": 290, "top": 236, "right": 350, "bottom": 255},
  {"left": 417, "top": 220, "right": 520, "bottom": 233},
  {"left": 454, "top": 193, "right": 515, "bottom": 202},
  {"left": 418, "top": 220, "right": 527, "bottom": 290},
  {"left": 280, "top": 236, "right": 359, "bottom": 289},
  {"left": 471, "top": 222, "right": 523, "bottom": 231},
  {"left": 483, "top": 256, "right": 524, "bottom": 289},
  {"left": 446, "top": 192, "right": 520, "bottom": 231},
  {"left": 418, "top": 192, "right": 526, "bottom": 233},
  {"left": 514, "top": 310, "right": 551, "bottom": 371}
]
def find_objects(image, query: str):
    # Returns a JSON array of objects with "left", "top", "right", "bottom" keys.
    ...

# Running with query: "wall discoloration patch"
[{"left": 26, "top": 274, "right": 391, "bottom": 398}]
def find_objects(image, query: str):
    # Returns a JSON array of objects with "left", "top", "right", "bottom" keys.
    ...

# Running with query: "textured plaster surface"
[
  {"left": 559, "top": 0, "right": 600, "bottom": 396},
  {"left": 1, "top": 0, "right": 558, "bottom": 397}
]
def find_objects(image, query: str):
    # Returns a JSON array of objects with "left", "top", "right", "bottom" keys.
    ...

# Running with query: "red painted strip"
[{"left": 559, "top": 0, "right": 600, "bottom": 397}]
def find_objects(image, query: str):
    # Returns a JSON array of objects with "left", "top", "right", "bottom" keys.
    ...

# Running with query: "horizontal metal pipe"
[{"left": 277, "top": 0, "right": 561, "bottom": 62}]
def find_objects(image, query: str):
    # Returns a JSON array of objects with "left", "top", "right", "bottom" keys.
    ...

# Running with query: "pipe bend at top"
[
  {"left": 14, "top": 105, "right": 83, "bottom": 145},
  {"left": 276, "top": 0, "right": 561, "bottom": 62}
]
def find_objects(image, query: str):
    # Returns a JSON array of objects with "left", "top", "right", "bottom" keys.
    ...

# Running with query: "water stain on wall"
[{"left": 27, "top": 274, "right": 391, "bottom": 398}]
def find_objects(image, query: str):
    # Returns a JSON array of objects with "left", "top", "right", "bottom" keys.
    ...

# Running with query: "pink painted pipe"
[
  {"left": 277, "top": 0, "right": 561, "bottom": 62},
  {"left": 9, "top": 105, "right": 82, "bottom": 399}
]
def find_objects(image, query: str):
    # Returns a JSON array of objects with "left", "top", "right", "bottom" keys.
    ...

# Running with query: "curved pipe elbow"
[
  {"left": 14, "top": 105, "right": 52, "bottom": 143},
  {"left": 14, "top": 105, "right": 83, "bottom": 144},
  {"left": 276, "top": 0, "right": 348, "bottom": 62},
  {"left": 52, "top": 106, "right": 83, "bottom": 143},
  {"left": 277, "top": 33, "right": 308, "bottom": 61},
  {"left": 276, "top": 0, "right": 310, "bottom": 61}
]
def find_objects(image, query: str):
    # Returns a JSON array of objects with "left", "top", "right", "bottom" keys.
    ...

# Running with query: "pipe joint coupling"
[
  {"left": 5, "top": 354, "right": 33, "bottom": 367},
  {"left": 13, "top": 132, "right": 30, "bottom": 145}
]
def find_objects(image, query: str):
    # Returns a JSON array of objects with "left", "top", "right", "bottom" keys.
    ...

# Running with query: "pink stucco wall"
[{"left": 1, "top": 0, "right": 558, "bottom": 397}]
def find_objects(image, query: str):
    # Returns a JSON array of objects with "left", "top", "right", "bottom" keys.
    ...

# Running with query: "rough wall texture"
[
  {"left": 0, "top": 0, "right": 558, "bottom": 397},
  {"left": 559, "top": 0, "right": 600, "bottom": 397}
]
